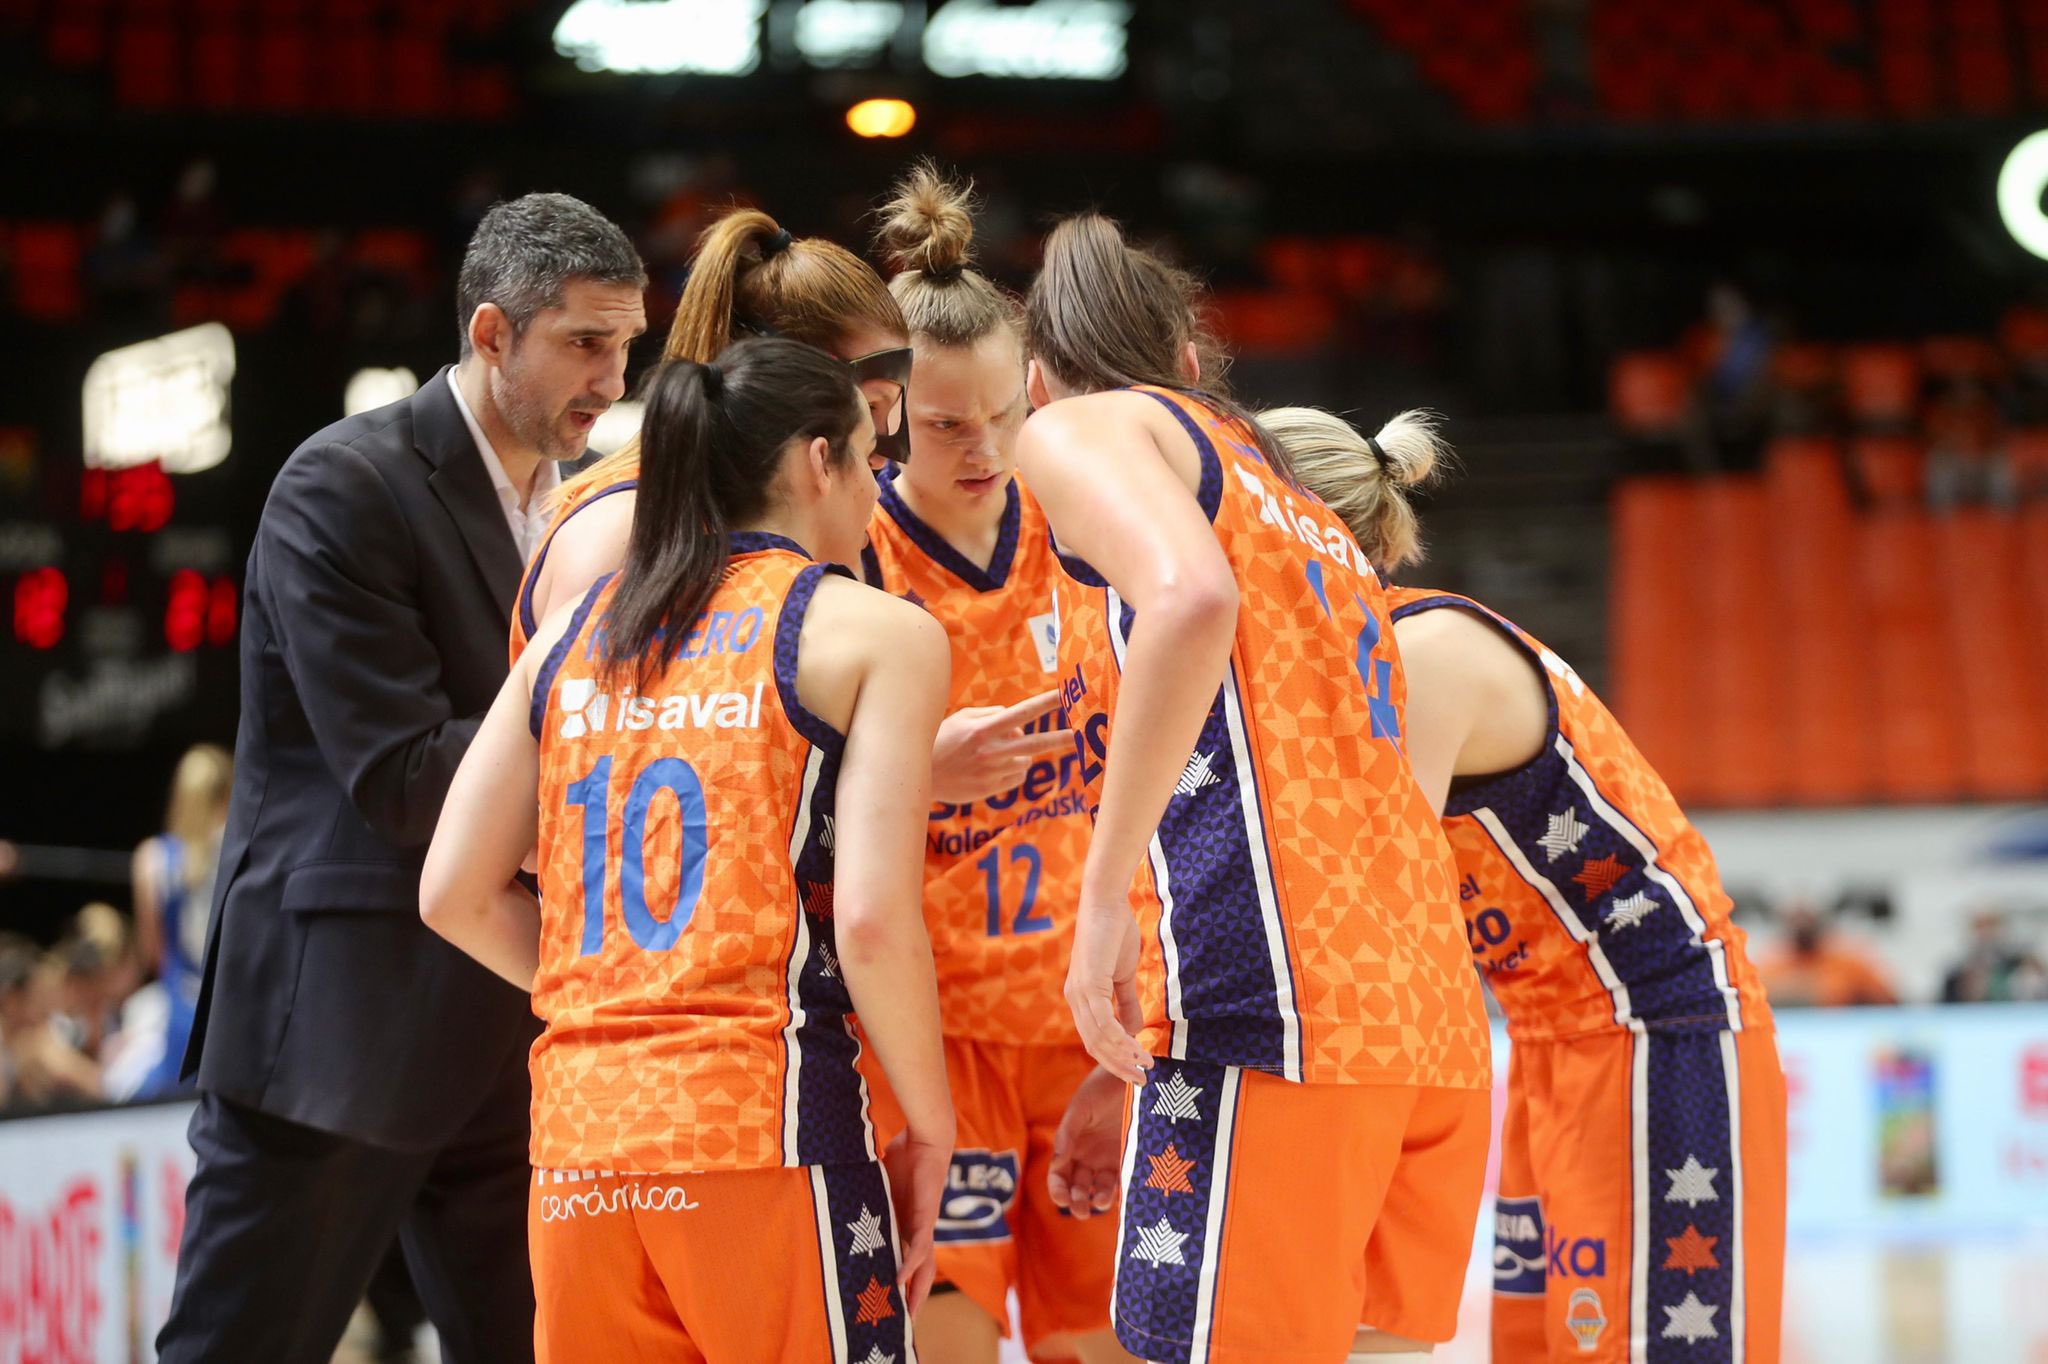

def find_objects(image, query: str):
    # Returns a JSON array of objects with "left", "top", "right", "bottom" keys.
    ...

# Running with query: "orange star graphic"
[
  {"left": 1663, "top": 1224, "right": 1721, "bottom": 1275},
  {"left": 1145, "top": 1143, "right": 1197, "bottom": 1195},
  {"left": 1573, "top": 855, "right": 1626, "bottom": 901},
  {"left": 855, "top": 1274, "right": 896, "bottom": 1325}
]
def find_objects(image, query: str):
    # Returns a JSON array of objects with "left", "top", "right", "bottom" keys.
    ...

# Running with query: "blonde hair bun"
[{"left": 877, "top": 160, "right": 976, "bottom": 281}]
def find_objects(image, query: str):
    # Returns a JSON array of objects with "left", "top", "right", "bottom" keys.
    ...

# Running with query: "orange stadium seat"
[
  {"left": 1840, "top": 343, "right": 1921, "bottom": 426},
  {"left": 1610, "top": 478, "right": 1705, "bottom": 798},
  {"left": 1692, "top": 477, "right": 1785, "bottom": 804},
  {"left": 1763, "top": 435, "right": 1850, "bottom": 515},
  {"left": 1609, "top": 350, "right": 1691, "bottom": 436},
  {"left": 1934, "top": 512, "right": 2048, "bottom": 798},
  {"left": 1766, "top": 438, "right": 1870, "bottom": 801},
  {"left": 1858, "top": 512, "right": 1965, "bottom": 801},
  {"left": 1850, "top": 434, "right": 1926, "bottom": 507},
  {"left": 2007, "top": 428, "right": 2048, "bottom": 500}
]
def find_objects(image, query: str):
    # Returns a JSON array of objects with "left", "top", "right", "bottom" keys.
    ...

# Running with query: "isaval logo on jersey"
[
  {"left": 933, "top": 1149, "right": 1020, "bottom": 1244},
  {"left": 556, "top": 676, "right": 764, "bottom": 739},
  {"left": 1492, "top": 1195, "right": 1545, "bottom": 1297}
]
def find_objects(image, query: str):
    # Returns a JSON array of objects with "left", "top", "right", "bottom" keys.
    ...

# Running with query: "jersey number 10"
[{"left": 564, "top": 755, "right": 709, "bottom": 954}]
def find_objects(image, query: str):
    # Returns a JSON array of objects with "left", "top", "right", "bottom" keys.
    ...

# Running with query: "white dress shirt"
[{"left": 448, "top": 376, "right": 560, "bottom": 563}]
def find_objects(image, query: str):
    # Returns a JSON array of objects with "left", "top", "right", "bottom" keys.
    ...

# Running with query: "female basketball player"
[
  {"left": 1267, "top": 405, "right": 1786, "bottom": 1364},
  {"left": 859, "top": 164, "right": 1135, "bottom": 1364},
  {"left": 422, "top": 338, "right": 955, "bottom": 1363},
  {"left": 512, "top": 205, "right": 1059, "bottom": 805},
  {"left": 1017, "top": 213, "right": 1491, "bottom": 1364},
  {"left": 126, "top": 743, "right": 231, "bottom": 1098}
]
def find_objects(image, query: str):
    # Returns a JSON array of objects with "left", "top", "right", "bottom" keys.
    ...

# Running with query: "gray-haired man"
[{"left": 158, "top": 194, "right": 646, "bottom": 1363}]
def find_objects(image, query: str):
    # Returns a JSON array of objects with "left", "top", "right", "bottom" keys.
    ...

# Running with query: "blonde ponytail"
[
  {"left": 1261, "top": 406, "right": 1451, "bottom": 571},
  {"left": 874, "top": 160, "right": 1019, "bottom": 348}
]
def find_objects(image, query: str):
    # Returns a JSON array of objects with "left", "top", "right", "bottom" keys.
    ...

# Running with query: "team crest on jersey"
[
  {"left": 1027, "top": 591, "right": 1060, "bottom": 673},
  {"left": 933, "top": 1149, "right": 1019, "bottom": 1244},
  {"left": 1565, "top": 1288, "right": 1607, "bottom": 1353},
  {"left": 1492, "top": 1196, "right": 1545, "bottom": 1296}
]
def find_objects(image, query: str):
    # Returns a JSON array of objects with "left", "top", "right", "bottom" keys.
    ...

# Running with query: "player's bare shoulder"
[{"left": 796, "top": 572, "right": 950, "bottom": 731}]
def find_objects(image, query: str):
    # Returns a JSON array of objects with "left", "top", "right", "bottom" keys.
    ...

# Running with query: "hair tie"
[
  {"left": 1364, "top": 434, "right": 1392, "bottom": 472},
  {"left": 926, "top": 262, "right": 965, "bottom": 283},
  {"left": 760, "top": 228, "right": 795, "bottom": 258},
  {"left": 700, "top": 362, "right": 725, "bottom": 398}
]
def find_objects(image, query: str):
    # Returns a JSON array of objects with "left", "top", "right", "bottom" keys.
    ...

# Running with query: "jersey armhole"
[
  {"left": 528, "top": 572, "right": 615, "bottom": 740},
  {"left": 1392, "top": 592, "right": 1562, "bottom": 815},
  {"left": 517, "top": 479, "right": 638, "bottom": 639},
  {"left": 1132, "top": 388, "right": 1224, "bottom": 523},
  {"left": 773, "top": 563, "right": 854, "bottom": 754}
]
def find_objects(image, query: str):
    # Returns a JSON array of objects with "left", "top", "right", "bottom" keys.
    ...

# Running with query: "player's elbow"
[
  {"left": 1154, "top": 564, "right": 1239, "bottom": 643},
  {"left": 830, "top": 896, "right": 918, "bottom": 970}
]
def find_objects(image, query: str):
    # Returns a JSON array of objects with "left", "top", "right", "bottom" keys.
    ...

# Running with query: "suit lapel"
[{"left": 414, "top": 367, "right": 522, "bottom": 623}]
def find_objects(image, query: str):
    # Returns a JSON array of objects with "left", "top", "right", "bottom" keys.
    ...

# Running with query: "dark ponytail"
[{"left": 600, "top": 337, "right": 863, "bottom": 685}]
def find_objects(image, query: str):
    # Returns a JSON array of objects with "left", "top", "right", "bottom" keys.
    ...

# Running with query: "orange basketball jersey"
[
  {"left": 861, "top": 472, "right": 1087, "bottom": 1048},
  {"left": 526, "top": 533, "right": 873, "bottom": 1172},
  {"left": 509, "top": 462, "right": 640, "bottom": 664},
  {"left": 1385, "top": 587, "right": 1773, "bottom": 1041},
  {"left": 1051, "top": 387, "right": 1489, "bottom": 1089}
]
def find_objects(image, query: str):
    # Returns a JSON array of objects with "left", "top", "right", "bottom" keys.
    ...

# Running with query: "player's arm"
[
  {"left": 130, "top": 839, "right": 164, "bottom": 978},
  {"left": 418, "top": 610, "right": 561, "bottom": 990},
  {"left": 799, "top": 578, "right": 955, "bottom": 1312},
  {"left": 528, "top": 491, "right": 634, "bottom": 625},
  {"left": 1018, "top": 395, "right": 1239, "bottom": 1083},
  {"left": 1393, "top": 610, "right": 1546, "bottom": 811},
  {"left": 259, "top": 443, "right": 494, "bottom": 847}
]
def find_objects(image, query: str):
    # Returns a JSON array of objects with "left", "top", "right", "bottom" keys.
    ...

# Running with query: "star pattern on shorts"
[
  {"left": 1662, "top": 1292, "right": 1720, "bottom": 1344},
  {"left": 819, "top": 814, "right": 836, "bottom": 852},
  {"left": 1663, "top": 1224, "right": 1721, "bottom": 1275},
  {"left": 1573, "top": 855, "right": 1626, "bottom": 901},
  {"left": 1664, "top": 1155, "right": 1721, "bottom": 1207},
  {"left": 1129, "top": 1217, "right": 1190, "bottom": 1267},
  {"left": 1175, "top": 750, "right": 1222, "bottom": 797},
  {"left": 1149, "top": 1071, "right": 1204, "bottom": 1123},
  {"left": 818, "top": 940, "right": 840, "bottom": 979},
  {"left": 854, "top": 1275, "right": 896, "bottom": 1326},
  {"left": 856, "top": 1347, "right": 896, "bottom": 1364},
  {"left": 1145, "top": 1143, "right": 1197, "bottom": 1195},
  {"left": 1537, "top": 809, "right": 1589, "bottom": 861},
  {"left": 847, "top": 1204, "right": 886, "bottom": 1256},
  {"left": 1606, "top": 891, "right": 1657, "bottom": 931}
]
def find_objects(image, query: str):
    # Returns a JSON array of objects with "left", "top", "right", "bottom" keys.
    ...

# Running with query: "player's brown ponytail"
[
  {"left": 600, "top": 339, "right": 862, "bottom": 685},
  {"left": 1261, "top": 406, "right": 1452, "bottom": 572},
  {"left": 1026, "top": 210, "right": 1293, "bottom": 480}
]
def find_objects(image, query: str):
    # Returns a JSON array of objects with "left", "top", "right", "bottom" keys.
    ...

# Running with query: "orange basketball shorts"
[
  {"left": 1489, "top": 1026, "right": 1787, "bottom": 1363},
  {"left": 526, "top": 1163, "right": 913, "bottom": 1364},
  {"left": 1111, "top": 1058, "right": 1490, "bottom": 1364},
  {"left": 863, "top": 1037, "right": 1119, "bottom": 1356}
]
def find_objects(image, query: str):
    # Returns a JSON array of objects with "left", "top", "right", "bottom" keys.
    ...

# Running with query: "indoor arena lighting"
[
  {"left": 846, "top": 97, "right": 917, "bottom": 138},
  {"left": 344, "top": 366, "right": 419, "bottom": 417},
  {"left": 82, "top": 323, "right": 236, "bottom": 475},
  {"left": 1999, "top": 130, "right": 2048, "bottom": 261},
  {"left": 922, "top": 0, "right": 1130, "bottom": 80},
  {"left": 554, "top": 0, "right": 1128, "bottom": 81},
  {"left": 553, "top": 0, "right": 767, "bottom": 76}
]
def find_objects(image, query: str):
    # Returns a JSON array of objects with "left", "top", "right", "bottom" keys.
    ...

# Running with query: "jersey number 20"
[{"left": 564, "top": 755, "right": 708, "bottom": 954}]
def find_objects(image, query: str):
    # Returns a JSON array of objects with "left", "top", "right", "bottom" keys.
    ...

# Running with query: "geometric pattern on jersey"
[
  {"left": 1387, "top": 588, "right": 1772, "bottom": 1043},
  {"left": 864, "top": 471, "right": 1091, "bottom": 1048},
  {"left": 508, "top": 466, "right": 639, "bottom": 664},
  {"left": 1050, "top": 388, "right": 1489, "bottom": 1090},
  {"left": 813, "top": 1161, "right": 916, "bottom": 1364},
  {"left": 1111, "top": 1060, "right": 1243, "bottom": 1364},
  {"left": 527, "top": 534, "right": 873, "bottom": 1172}
]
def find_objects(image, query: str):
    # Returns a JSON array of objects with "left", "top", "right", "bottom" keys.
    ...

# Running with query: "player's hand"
[
  {"left": 883, "top": 1130, "right": 951, "bottom": 1317},
  {"left": 1048, "top": 1065, "right": 1127, "bottom": 1220},
  {"left": 1065, "top": 900, "right": 1151, "bottom": 1085},
  {"left": 930, "top": 691, "right": 1074, "bottom": 804}
]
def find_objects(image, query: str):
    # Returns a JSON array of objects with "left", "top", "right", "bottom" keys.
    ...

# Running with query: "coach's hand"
[
  {"left": 1048, "top": 1065, "right": 1127, "bottom": 1220},
  {"left": 883, "top": 1130, "right": 950, "bottom": 1317},
  {"left": 930, "top": 691, "right": 1074, "bottom": 804},
  {"left": 1066, "top": 899, "right": 1151, "bottom": 1086}
]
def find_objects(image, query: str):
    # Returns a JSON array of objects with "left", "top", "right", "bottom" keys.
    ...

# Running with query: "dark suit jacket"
[{"left": 186, "top": 366, "right": 543, "bottom": 1151}]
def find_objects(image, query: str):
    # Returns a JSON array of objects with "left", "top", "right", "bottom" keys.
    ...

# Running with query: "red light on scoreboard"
[
  {"left": 166, "top": 571, "right": 237, "bottom": 651},
  {"left": 13, "top": 567, "right": 68, "bottom": 649},
  {"left": 207, "top": 575, "right": 237, "bottom": 647},
  {"left": 80, "top": 463, "right": 175, "bottom": 533},
  {"left": 165, "top": 570, "right": 205, "bottom": 652}
]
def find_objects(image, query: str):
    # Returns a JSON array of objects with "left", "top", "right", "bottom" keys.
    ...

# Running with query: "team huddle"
[{"left": 416, "top": 166, "right": 1785, "bottom": 1364}]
